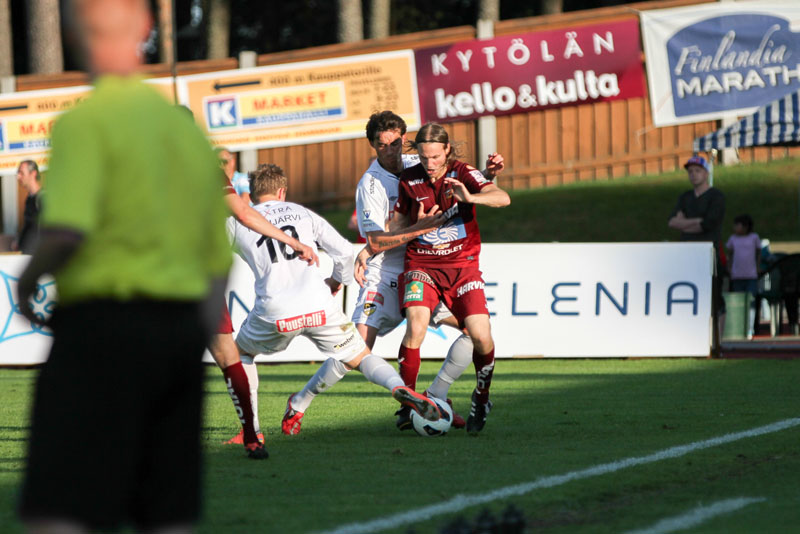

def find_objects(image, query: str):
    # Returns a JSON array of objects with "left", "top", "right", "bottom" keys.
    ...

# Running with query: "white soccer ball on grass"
[{"left": 410, "top": 396, "right": 453, "bottom": 437}]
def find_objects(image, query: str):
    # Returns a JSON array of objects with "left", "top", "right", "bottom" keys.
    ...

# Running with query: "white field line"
[
  {"left": 623, "top": 497, "right": 767, "bottom": 534},
  {"left": 318, "top": 418, "right": 800, "bottom": 534}
]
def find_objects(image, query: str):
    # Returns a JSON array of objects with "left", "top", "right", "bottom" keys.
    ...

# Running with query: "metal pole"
[{"left": 476, "top": 19, "right": 497, "bottom": 170}]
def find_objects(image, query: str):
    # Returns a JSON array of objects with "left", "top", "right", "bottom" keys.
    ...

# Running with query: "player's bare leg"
[
  {"left": 462, "top": 313, "right": 495, "bottom": 435},
  {"left": 208, "top": 334, "right": 266, "bottom": 458},
  {"left": 356, "top": 323, "right": 380, "bottom": 351}
]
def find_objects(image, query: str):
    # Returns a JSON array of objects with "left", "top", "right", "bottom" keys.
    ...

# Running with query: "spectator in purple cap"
[{"left": 668, "top": 154, "right": 726, "bottom": 339}]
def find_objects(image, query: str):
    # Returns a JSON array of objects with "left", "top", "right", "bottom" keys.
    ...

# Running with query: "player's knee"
[
  {"left": 471, "top": 332, "right": 494, "bottom": 354},
  {"left": 344, "top": 347, "right": 370, "bottom": 370}
]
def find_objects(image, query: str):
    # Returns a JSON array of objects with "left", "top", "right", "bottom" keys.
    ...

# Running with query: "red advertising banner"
[{"left": 415, "top": 19, "right": 646, "bottom": 123}]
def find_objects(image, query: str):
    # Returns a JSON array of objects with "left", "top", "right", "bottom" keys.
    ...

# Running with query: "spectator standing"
[
  {"left": 217, "top": 147, "right": 251, "bottom": 204},
  {"left": 16, "top": 0, "right": 231, "bottom": 532},
  {"left": 14, "top": 160, "right": 42, "bottom": 254},
  {"left": 726, "top": 214, "right": 761, "bottom": 296},
  {"left": 668, "top": 155, "right": 726, "bottom": 341}
]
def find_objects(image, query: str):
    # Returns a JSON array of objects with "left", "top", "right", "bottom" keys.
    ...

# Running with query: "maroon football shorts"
[{"left": 398, "top": 265, "right": 488, "bottom": 328}]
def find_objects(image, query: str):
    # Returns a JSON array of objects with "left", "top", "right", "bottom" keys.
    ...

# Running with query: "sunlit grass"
[{"left": 1, "top": 359, "right": 798, "bottom": 533}]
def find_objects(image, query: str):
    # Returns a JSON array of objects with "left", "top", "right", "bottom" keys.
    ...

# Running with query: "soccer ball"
[{"left": 410, "top": 396, "right": 453, "bottom": 437}]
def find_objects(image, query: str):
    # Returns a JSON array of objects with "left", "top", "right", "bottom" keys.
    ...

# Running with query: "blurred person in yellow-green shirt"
[{"left": 17, "top": 1, "right": 229, "bottom": 532}]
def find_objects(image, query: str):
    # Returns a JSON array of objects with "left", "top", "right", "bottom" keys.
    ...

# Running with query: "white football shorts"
[
  {"left": 351, "top": 266, "right": 453, "bottom": 336},
  {"left": 236, "top": 308, "right": 367, "bottom": 363}
]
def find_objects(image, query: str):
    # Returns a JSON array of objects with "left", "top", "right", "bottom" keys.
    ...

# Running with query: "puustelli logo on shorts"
[
  {"left": 404, "top": 281, "right": 424, "bottom": 303},
  {"left": 277, "top": 311, "right": 326, "bottom": 332}
]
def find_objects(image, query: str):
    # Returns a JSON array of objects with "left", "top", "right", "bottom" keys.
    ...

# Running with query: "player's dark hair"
[
  {"left": 20, "top": 160, "right": 40, "bottom": 180},
  {"left": 408, "top": 122, "right": 463, "bottom": 163},
  {"left": 733, "top": 214, "right": 754, "bottom": 233},
  {"left": 365, "top": 111, "right": 407, "bottom": 143},
  {"left": 249, "top": 163, "right": 288, "bottom": 200}
]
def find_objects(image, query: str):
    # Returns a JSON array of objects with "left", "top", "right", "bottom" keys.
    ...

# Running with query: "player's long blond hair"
[{"left": 407, "top": 123, "right": 464, "bottom": 164}]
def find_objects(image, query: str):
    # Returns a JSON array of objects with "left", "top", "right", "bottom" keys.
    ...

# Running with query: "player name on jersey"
[{"left": 276, "top": 310, "right": 326, "bottom": 332}]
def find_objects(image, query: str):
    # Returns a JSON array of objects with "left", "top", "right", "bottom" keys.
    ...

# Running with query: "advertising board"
[
  {"left": 0, "top": 243, "right": 712, "bottom": 365},
  {"left": 415, "top": 19, "right": 646, "bottom": 123},
  {"left": 640, "top": 0, "right": 800, "bottom": 126}
]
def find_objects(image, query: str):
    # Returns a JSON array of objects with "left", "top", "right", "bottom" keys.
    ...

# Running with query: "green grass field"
[{"left": 1, "top": 359, "right": 798, "bottom": 533}]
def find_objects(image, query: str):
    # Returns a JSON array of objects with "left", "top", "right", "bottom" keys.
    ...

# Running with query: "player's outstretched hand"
[
  {"left": 416, "top": 203, "right": 445, "bottom": 229},
  {"left": 485, "top": 152, "right": 505, "bottom": 178},
  {"left": 324, "top": 277, "right": 342, "bottom": 296},
  {"left": 293, "top": 241, "right": 320, "bottom": 266},
  {"left": 354, "top": 246, "right": 370, "bottom": 287}
]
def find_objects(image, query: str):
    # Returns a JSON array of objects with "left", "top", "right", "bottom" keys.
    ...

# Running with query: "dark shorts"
[
  {"left": 19, "top": 300, "right": 207, "bottom": 530},
  {"left": 399, "top": 265, "right": 488, "bottom": 328}
]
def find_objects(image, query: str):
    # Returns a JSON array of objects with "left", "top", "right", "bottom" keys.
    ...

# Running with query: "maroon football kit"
[{"left": 394, "top": 160, "right": 493, "bottom": 326}]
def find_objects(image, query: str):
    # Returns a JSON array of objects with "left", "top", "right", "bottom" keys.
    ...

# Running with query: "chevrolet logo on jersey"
[{"left": 419, "top": 218, "right": 466, "bottom": 245}]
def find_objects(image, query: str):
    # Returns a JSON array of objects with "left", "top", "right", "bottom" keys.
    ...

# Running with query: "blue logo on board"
[
  {"left": 206, "top": 97, "right": 238, "bottom": 129},
  {"left": 667, "top": 14, "right": 800, "bottom": 116}
]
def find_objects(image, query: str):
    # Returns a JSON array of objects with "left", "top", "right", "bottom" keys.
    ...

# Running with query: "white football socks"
[
  {"left": 427, "top": 334, "right": 473, "bottom": 400},
  {"left": 292, "top": 357, "right": 350, "bottom": 413},
  {"left": 358, "top": 353, "right": 404, "bottom": 391},
  {"left": 240, "top": 355, "right": 261, "bottom": 433}
]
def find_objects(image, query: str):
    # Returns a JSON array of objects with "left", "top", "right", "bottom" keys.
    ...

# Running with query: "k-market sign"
[
  {"left": 641, "top": 1, "right": 800, "bottom": 127},
  {"left": 414, "top": 19, "right": 646, "bottom": 123}
]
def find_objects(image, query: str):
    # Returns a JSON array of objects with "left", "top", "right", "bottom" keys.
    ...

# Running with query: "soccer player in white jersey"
[
  {"left": 229, "top": 164, "right": 441, "bottom": 444},
  {"left": 282, "top": 111, "right": 503, "bottom": 434}
]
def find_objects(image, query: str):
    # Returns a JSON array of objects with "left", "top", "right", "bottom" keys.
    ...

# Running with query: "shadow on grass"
[{"left": 1, "top": 359, "right": 798, "bottom": 534}]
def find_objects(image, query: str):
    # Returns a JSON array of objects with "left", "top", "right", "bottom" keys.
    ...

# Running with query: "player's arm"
[
  {"left": 444, "top": 179, "right": 510, "bottom": 208},
  {"left": 364, "top": 203, "right": 445, "bottom": 255},
  {"left": 225, "top": 193, "right": 319, "bottom": 266},
  {"left": 309, "top": 209, "right": 355, "bottom": 291},
  {"left": 17, "top": 227, "right": 84, "bottom": 325}
]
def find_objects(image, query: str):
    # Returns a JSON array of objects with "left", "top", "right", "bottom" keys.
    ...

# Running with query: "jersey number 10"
[{"left": 256, "top": 225, "right": 301, "bottom": 264}]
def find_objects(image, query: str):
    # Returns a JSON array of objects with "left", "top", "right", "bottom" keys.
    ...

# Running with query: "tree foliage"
[{"left": 5, "top": 0, "right": 654, "bottom": 74}]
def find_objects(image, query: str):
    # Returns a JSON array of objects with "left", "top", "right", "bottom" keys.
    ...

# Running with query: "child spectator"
[{"left": 726, "top": 214, "right": 761, "bottom": 295}]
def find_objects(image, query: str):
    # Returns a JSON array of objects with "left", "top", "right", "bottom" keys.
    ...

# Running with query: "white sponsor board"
[
  {"left": 0, "top": 243, "right": 712, "bottom": 365},
  {"left": 359, "top": 242, "right": 713, "bottom": 359},
  {"left": 0, "top": 255, "right": 55, "bottom": 365}
]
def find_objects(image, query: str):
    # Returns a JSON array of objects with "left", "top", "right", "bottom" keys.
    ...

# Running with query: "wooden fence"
[{"left": 10, "top": 0, "right": 800, "bottom": 214}]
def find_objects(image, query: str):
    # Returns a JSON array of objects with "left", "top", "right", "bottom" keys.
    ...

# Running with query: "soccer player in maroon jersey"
[{"left": 392, "top": 123, "right": 510, "bottom": 435}]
